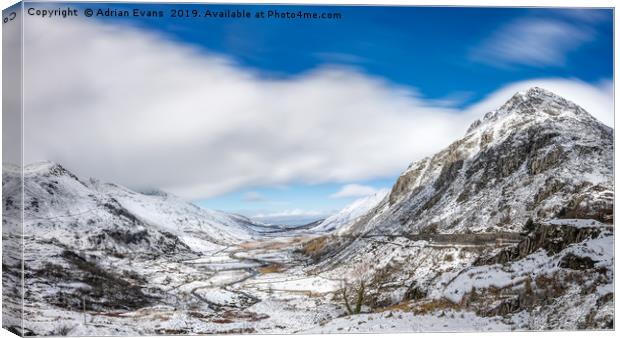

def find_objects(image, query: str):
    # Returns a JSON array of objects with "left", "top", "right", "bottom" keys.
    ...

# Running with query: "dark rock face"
[
  {"left": 85, "top": 226, "right": 193, "bottom": 257},
  {"left": 389, "top": 159, "right": 429, "bottom": 205},
  {"left": 47, "top": 164, "right": 80, "bottom": 182},
  {"left": 434, "top": 159, "right": 464, "bottom": 190},
  {"left": 557, "top": 185, "right": 614, "bottom": 223},
  {"left": 102, "top": 200, "right": 141, "bottom": 224},
  {"left": 559, "top": 253, "right": 597, "bottom": 270},
  {"left": 528, "top": 177, "right": 566, "bottom": 210},
  {"left": 479, "top": 274, "right": 569, "bottom": 318},
  {"left": 38, "top": 250, "right": 157, "bottom": 312},
  {"left": 476, "top": 222, "right": 606, "bottom": 266},
  {"left": 99, "top": 229, "right": 151, "bottom": 246},
  {"left": 404, "top": 282, "right": 427, "bottom": 301}
]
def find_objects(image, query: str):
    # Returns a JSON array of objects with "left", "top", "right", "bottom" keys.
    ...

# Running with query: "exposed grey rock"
[{"left": 475, "top": 222, "right": 608, "bottom": 266}]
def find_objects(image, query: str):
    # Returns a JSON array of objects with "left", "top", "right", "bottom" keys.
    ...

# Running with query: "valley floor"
[{"left": 4, "top": 229, "right": 544, "bottom": 336}]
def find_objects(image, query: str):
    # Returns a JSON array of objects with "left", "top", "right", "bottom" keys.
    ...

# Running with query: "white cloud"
[
  {"left": 21, "top": 18, "right": 613, "bottom": 200},
  {"left": 330, "top": 184, "right": 382, "bottom": 199},
  {"left": 471, "top": 18, "right": 593, "bottom": 68}
]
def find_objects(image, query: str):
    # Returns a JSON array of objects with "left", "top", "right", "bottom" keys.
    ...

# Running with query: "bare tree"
[
  {"left": 341, "top": 282, "right": 354, "bottom": 314},
  {"left": 340, "top": 265, "right": 369, "bottom": 315}
]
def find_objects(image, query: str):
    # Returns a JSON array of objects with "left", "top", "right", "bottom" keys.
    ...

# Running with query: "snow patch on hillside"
[{"left": 312, "top": 189, "right": 389, "bottom": 233}]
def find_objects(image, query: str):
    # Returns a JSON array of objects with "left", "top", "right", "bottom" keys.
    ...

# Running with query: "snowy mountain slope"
[
  {"left": 311, "top": 189, "right": 389, "bottom": 233},
  {"left": 297, "top": 87, "right": 614, "bottom": 330},
  {"left": 3, "top": 162, "right": 261, "bottom": 254},
  {"left": 6, "top": 163, "right": 188, "bottom": 256},
  {"left": 309, "top": 218, "right": 613, "bottom": 330},
  {"left": 2, "top": 162, "right": 269, "bottom": 334},
  {"left": 91, "top": 181, "right": 259, "bottom": 250},
  {"left": 341, "top": 87, "right": 612, "bottom": 237}
]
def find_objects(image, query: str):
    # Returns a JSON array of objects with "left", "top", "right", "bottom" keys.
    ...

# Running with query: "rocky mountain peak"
[
  {"left": 22, "top": 161, "right": 76, "bottom": 179},
  {"left": 498, "top": 86, "right": 583, "bottom": 118},
  {"left": 350, "top": 88, "right": 612, "bottom": 236},
  {"left": 466, "top": 86, "right": 595, "bottom": 135}
]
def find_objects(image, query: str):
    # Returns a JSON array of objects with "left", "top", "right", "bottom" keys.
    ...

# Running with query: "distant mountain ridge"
[{"left": 311, "top": 189, "right": 389, "bottom": 233}]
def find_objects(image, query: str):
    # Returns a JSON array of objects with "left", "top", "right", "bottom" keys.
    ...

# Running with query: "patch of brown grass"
[
  {"left": 212, "top": 318, "right": 234, "bottom": 324},
  {"left": 411, "top": 298, "right": 460, "bottom": 315},
  {"left": 258, "top": 264, "right": 285, "bottom": 274},
  {"left": 240, "top": 237, "right": 304, "bottom": 250},
  {"left": 150, "top": 313, "right": 172, "bottom": 321},
  {"left": 217, "top": 310, "right": 269, "bottom": 322},
  {"left": 263, "top": 241, "right": 291, "bottom": 250},
  {"left": 302, "top": 236, "right": 328, "bottom": 256},
  {"left": 238, "top": 241, "right": 262, "bottom": 249},
  {"left": 378, "top": 301, "right": 412, "bottom": 312}
]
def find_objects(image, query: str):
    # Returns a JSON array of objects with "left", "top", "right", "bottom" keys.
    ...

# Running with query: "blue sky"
[
  {"left": 84, "top": 4, "right": 612, "bottom": 104},
  {"left": 24, "top": 4, "right": 613, "bottom": 224}
]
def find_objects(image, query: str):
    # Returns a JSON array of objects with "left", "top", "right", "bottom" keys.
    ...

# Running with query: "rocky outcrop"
[
  {"left": 557, "top": 185, "right": 614, "bottom": 223},
  {"left": 559, "top": 253, "right": 597, "bottom": 270},
  {"left": 475, "top": 221, "right": 608, "bottom": 266}
]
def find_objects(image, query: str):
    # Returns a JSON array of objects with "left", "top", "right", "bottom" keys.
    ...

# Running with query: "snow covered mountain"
[
  {"left": 311, "top": 189, "right": 389, "bottom": 233},
  {"left": 342, "top": 87, "right": 613, "bottom": 237},
  {"left": 304, "top": 87, "right": 613, "bottom": 330},
  {"left": 4, "top": 162, "right": 260, "bottom": 254},
  {"left": 2, "top": 162, "right": 269, "bottom": 334}
]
